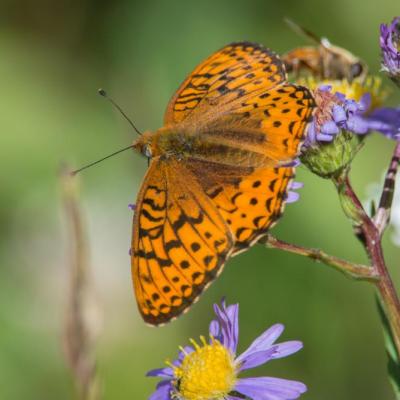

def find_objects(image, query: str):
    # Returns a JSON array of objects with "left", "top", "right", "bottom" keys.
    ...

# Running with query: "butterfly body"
[
  {"left": 131, "top": 42, "right": 315, "bottom": 325},
  {"left": 134, "top": 127, "right": 275, "bottom": 170}
]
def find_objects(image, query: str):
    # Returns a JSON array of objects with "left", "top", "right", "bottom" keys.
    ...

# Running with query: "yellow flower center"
[{"left": 170, "top": 336, "right": 237, "bottom": 400}]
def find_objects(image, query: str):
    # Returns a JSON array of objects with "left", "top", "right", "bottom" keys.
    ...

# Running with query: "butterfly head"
[{"left": 133, "top": 130, "right": 156, "bottom": 159}]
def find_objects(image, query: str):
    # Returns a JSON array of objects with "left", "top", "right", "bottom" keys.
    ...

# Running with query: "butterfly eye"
[
  {"left": 350, "top": 62, "right": 364, "bottom": 79},
  {"left": 143, "top": 144, "right": 153, "bottom": 158}
]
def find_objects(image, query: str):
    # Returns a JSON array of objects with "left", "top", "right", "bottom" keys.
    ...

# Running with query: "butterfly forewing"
[
  {"left": 164, "top": 42, "right": 315, "bottom": 166},
  {"left": 164, "top": 42, "right": 287, "bottom": 125}
]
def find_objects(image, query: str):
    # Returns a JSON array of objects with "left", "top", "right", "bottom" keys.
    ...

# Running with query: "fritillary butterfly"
[{"left": 131, "top": 42, "right": 315, "bottom": 325}]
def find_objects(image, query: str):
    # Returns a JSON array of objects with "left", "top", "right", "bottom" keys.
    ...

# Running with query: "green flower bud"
[{"left": 301, "top": 130, "right": 363, "bottom": 179}]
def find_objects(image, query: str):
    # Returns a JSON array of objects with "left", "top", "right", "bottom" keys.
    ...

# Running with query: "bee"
[{"left": 282, "top": 18, "right": 368, "bottom": 82}]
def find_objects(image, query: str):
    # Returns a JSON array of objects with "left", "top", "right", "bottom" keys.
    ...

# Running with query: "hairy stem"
[
  {"left": 334, "top": 165, "right": 400, "bottom": 358},
  {"left": 260, "top": 235, "right": 378, "bottom": 281}
]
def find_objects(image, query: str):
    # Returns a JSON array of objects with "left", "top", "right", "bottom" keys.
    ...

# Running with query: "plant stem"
[
  {"left": 260, "top": 235, "right": 378, "bottom": 281},
  {"left": 61, "top": 164, "right": 101, "bottom": 400},
  {"left": 334, "top": 167, "right": 400, "bottom": 357}
]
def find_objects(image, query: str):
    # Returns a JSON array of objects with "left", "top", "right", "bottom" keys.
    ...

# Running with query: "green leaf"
[{"left": 376, "top": 295, "right": 400, "bottom": 398}]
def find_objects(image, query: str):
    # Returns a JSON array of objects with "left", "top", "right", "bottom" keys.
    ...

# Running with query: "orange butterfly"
[{"left": 131, "top": 42, "right": 315, "bottom": 325}]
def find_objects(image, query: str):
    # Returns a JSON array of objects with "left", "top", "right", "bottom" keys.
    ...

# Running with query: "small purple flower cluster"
[
  {"left": 380, "top": 17, "right": 400, "bottom": 81},
  {"left": 305, "top": 86, "right": 400, "bottom": 146}
]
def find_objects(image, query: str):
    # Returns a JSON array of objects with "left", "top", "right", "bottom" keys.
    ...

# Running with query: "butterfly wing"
[
  {"left": 164, "top": 42, "right": 286, "bottom": 125},
  {"left": 186, "top": 158, "right": 294, "bottom": 254},
  {"left": 164, "top": 42, "right": 315, "bottom": 165},
  {"left": 131, "top": 158, "right": 234, "bottom": 325}
]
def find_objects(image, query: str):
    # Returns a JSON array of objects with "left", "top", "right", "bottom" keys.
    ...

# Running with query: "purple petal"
[
  {"left": 380, "top": 17, "right": 400, "bottom": 76},
  {"left": 306, "top": 120, "right": 317, "bottom": 143},
  {"left": 128, "top": 203, "right": 136, "bottom": 211},
  {"left": 332, "top": 105, "right": 346, "bottom": 125},
  {"left": 320, "top": 121, "right": 340, "bottom": 135},
  {"left": 149, "top": 380, "right": 173, "bottom": 400},
  {"left": 269, "top": 341, "right": 303, "bottom": 360},
  {"left": 369, "top": 107, "right": 400, "bottom": 123},
  {"left": 236, "top": 347, "right": 278, "bottom": 371},
  {"left": 209, "top": 319, "right": 220, "bottom": 338},
  {"left": 344, "top": 99, "right": 359, "bottom": 115},
  {"left": 359, "top": 93, "right": 371, "bottom": 113},
  {"left": 178, "top": 346, "right": 194, "bottom": 361},
  {"left": 316, "top": 133, "right": 335, "bottom": 142},
  {"left": 226, "top": 303, "right": 239, "bottom": 353},
  {"left": 334, "top": 92, "right": 346, "bottom": 102},
  {"left": 286, "top": 191, "right": 300, "bottom": 203},
  {"left": 346, "top": 115, "right": 369, "bottom": 134},
  {"left": 235, "top": 377, "right": 307, "bottom": 400},
  {"left": 367, "top": 119, "right": 392, "bottom": 133},
  {"left": 281, "top": 158, "right": 301, "bottom": 167},
  {"left": 366, "top": 107, "right": 400, "bottom": 139},
  {"left": 318, "top": 84, "right": 332, "bottom": 91},
  {"left": 146, "top": 367, "right": 174, "bottom": 378},
  {"left": 236, "top": 324, "right": 284, "bottom": 365},
  {"left": 213, "top": 301, "right": 239, "bottom": 354},
  {"left": 289, "top": 181, "right": 303, "bottom": 190}
]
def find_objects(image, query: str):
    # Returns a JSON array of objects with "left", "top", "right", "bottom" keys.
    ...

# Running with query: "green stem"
[
  {"left": 260, "top": 235, "right": 378, "bottom": 281},
  {"left": 333, "top": 169, "right": 400, "bottom": 358}
]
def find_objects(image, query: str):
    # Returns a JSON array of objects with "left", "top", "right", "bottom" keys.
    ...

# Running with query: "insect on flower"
[
  {"left": 74, "top": 42, "right": 315, "bottom": 326},
  {"left": 282, "top": 18, "right": 368, "bottom": 83},
  {"left": 129, "top": 42, "right": 316, "bottom": 325}
]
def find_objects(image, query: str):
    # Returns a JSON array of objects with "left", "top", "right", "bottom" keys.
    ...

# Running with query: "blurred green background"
[{"left": 1, "top": 0, "right": 400, "bottom": 398}]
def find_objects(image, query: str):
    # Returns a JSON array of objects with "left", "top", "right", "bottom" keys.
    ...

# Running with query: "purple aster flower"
[
  {"left": 304, "top": 87, "right": 369, "bottom": 147},
  {"left": 304, "top": 85, "right": 400, "bottom": 147},
  {"left": 147, "top": 300, "right": 306, "bottom": 400},
  {"left": 380, "top": 17, "right": 400, "bottom": 85}
]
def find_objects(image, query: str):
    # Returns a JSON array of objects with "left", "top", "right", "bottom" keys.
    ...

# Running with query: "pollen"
[{"left": 170, "top": 336, "right": 237, "bottom": 400}]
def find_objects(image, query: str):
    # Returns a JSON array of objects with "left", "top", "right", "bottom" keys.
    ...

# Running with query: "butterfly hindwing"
[
  {"left": 131, "top": 158, "right": 234, "bottom": 325},
  {"left": 186, "top": 158, "right": 294, "bottom": 253}
]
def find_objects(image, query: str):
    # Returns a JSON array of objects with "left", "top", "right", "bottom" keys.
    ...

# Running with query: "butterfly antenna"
[
  {"left": 98, "top": 88, "right": 142, "bottom": 136},
  {"left": 71, "top": 144, "right": 134, "bottom": 176}
]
